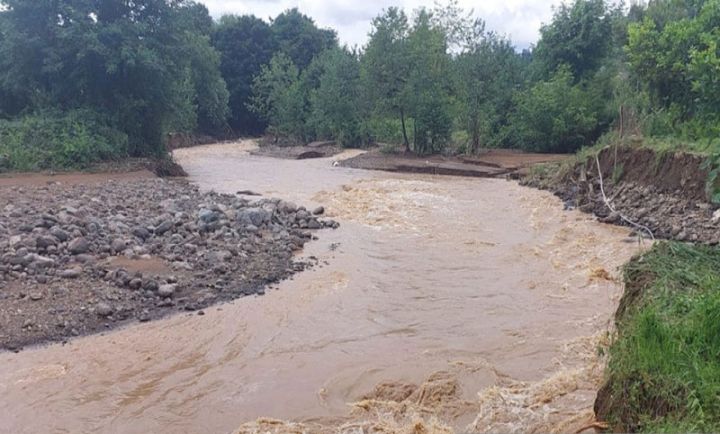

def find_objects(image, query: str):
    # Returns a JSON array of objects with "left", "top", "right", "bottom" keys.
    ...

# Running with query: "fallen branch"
[{"left": 595, "top": 155, "right": 655, "bottom": 241}]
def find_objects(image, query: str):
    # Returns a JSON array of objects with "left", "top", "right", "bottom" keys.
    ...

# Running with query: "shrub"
[
  {"left": 510, "top": 67, "right": 601, "bottom": 153},
  {"left": 0, "top": 110, "right": 128, "bottom": 171}
]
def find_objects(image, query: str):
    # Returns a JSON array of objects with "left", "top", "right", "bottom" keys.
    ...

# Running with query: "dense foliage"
[
  {"left": 2, "top": 0, "right": 720, "bottom": 168},
  {"left": 245, "top": 0, "right": 720, "bottom": 154},
  {"left": 0, "top": 0, "right": 228, "bottom": 160}
]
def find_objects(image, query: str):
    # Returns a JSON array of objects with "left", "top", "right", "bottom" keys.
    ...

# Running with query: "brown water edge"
[{"left": 0, "top": 141, "right": 643, "bottom": 433}]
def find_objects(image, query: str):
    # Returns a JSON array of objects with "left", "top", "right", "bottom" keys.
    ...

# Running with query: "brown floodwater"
[{"left": 0, "top": 141, "right": 643, "bottom": 433}]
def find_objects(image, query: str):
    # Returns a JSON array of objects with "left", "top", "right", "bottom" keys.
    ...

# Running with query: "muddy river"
[{"left": 0, "top": 141, "right": 642, "bottom": 433}]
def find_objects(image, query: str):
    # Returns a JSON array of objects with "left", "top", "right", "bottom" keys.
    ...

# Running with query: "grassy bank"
[{"left": 597, "top": 242, "right": 720, "bottom": 432}]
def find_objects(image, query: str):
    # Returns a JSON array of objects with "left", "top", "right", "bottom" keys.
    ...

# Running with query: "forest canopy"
[{"left": 1, "top": 0, "right": 719, "bottom": 169}]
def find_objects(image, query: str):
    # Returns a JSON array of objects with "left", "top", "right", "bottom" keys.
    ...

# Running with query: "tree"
[
  {"left": 533, "top": 0, "right": 613, "bottom": 81},
  {"left": 0, "top": 0, "right": 229, "bottom": 155},
  {"left": 309, "top": 48, "right": 366, "bottom": 147},
  {"left": 249, "top": 53, "right": 307, "bottom": 141},
  {"left": 510, "top": 67, "right": 599, "bottom": 153},
  {"left": 362, "top": 7, "right": 411, "bottom": 150},
  {"left": 404, "top": 9, "right": 453, "bottom": 154},
  {"left": 271, "top": 8, "right": 337, "bottom": 71},
  {"left": 455, "top": 30, "right": 525, "bottom": 152},
  {"left": 625, "top": 0, "right": 720, "bottom": 130},
  {"left": 212, "top": 15, "right": 277, "bottom": 134}
]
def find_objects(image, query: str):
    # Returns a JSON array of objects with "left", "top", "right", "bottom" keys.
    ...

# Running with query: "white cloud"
[{"left": 200, "top": 0, "right": 559, "bottom": 49}]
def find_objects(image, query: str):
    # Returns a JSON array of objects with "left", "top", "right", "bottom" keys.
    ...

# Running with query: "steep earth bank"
[
  {"left": 523, "top": 146, "right": 719, "bottom": 243},
  {"left": 0, "top": 175, "right": 336, "bottom": 351}
]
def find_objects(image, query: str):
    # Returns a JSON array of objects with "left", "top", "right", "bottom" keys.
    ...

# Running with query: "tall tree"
[
  {"left": 271, "top": 8, "right": 337, "bottom": 71},
  {"left": 533, "top": 0, "right": 613, "bottom": 81},
  {"left": 404, "top": 9, "right": 453, "bottom": 154},
  {"left": 212, "top": 15, "right": 277, "bottom": 134},
  {"left": 309, "top": 48, "right": 365, "bottom": 147},
  {"left": 248, "top": 53, "right": 307, "bottom": 141},
  {"left": 362, "top": 7, "right": 411, "bottom": 150},
  {"left": 456, "top": 29, "right": 525, "bottom": 152}
]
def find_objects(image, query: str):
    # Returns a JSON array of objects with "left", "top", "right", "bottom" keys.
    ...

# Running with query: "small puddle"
[{"left": 0, "top": 141, "right": 643, "bottom": 433}]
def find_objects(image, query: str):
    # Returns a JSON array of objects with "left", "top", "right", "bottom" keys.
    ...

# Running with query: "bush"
[
  {"left": 0, "top": 110, "right": 128, "bottom": 171},
  {"left": 510, "top": 67, "right": 601, "bottom": 153}
]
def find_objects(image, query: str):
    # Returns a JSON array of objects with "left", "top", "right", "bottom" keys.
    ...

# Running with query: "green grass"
[{"left": 602, "top": 242, "right": 720, "bottom": 432}]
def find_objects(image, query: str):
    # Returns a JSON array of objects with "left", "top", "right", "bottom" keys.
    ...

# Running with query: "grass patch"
[{"left": 600, "top": 242, "right": 720, "bottom": 432}]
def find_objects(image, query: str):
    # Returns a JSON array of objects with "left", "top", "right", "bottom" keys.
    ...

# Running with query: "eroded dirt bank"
[
  {"left": 0, "top": 141, "right": 641, "bottom": 433},
  {"left": 525, "top": 146, "right": 719, "bottom": 243}
]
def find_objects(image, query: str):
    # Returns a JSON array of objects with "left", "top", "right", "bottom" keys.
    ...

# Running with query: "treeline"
[
  {"left": 0, "top": 0, "right": 719, "bottom": 169},
  {"left": 234, "top": 0, "right": 720, "bottom": 154}
]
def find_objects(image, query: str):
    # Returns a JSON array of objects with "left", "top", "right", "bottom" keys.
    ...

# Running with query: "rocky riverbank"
[
  {"left": 0, "top": 177, "right": 337, "bottom": 351},
  {"left": 523, "top": 146, "right": 720, "bottom": 244}
]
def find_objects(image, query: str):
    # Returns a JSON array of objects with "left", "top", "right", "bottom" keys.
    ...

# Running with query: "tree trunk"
[
  {"left": 400, "top": 108, "right": 410, "bottom": 153},
  {"left": 471, "top": 122, "right": 480, "bottom": 154}
]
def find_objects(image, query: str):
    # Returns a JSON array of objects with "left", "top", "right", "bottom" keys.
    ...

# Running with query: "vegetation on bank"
[
  {"left": 599, "top": 242, "right": 720, "bottom": 432},
  {"left": 3, "top": 0, "right": 720, "bottom": 169}
]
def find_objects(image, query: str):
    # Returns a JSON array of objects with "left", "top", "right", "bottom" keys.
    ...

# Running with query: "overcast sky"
[{"left": 199, "top": 0, "right": 562, "bottom": 49}]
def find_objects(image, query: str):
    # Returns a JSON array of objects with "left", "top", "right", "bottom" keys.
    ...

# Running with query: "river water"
[{"left": 0, "top": 141, "right": 642, "bottom": 433}]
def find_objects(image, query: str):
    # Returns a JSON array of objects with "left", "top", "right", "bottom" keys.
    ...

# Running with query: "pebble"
[
  {"left": 68, "top": 237, "right": 90, "bottom": 255},
  {"left": 95, "top": 302, "right": 113, "bottom": 317},
  {"left": 60, "top": 267, "right": 82, "bottom": 279},
  {"left": 158, "top": 284, "right": 177, "bottom": 298}
]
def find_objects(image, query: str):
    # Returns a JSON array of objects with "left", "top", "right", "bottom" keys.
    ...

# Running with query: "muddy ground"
[
  {"left": 341, "top": 148, "right": 568, "bottom": 178},
  {"left": 523, "top": 146, "right": 720, "bottom": 244},
  {"left": 0, "top": 173, "right": 336, "bottom": 351}
]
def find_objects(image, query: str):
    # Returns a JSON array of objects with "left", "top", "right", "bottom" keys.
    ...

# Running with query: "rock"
[
  {"left": 60, "top": 267, "right": 82, "bottom": 279},
  {"left": 154, "top": 220, "right": 174, "bottom": 235},
  {"left": 237, "top": 207, "right": 270, "bottom": 227},
  {"left": 713, "top": 209, "right": 720, "bottom": 223},
  {"left": 236, "top": 190, "right": 261, "bottom": 196},
  {"left": 138, "top": 310, "right": 151, "bottom": 322},
  {"left": 68, "top": 237, "right": 90, "bottom": 255},
  {"left": 29, "top": 292, "right": 43, "bottom": 301},
  {"left": 208, "top": 250, "right": 233, "bottom": 262},
  {"left": 32, "top": 255, "right": 55, "bottom": 269},
  {"left": 111, "top": 238, "right": 128, "bottom": 253},
  {"left": 9, "top": 235, "right": 24, "bottom": 247},
  {"left": 132, "top": 226, "right": 151, "bottom": 241},
  {"left": 312, "top": 206, "right": 325, "bottom": 216},
  {"left": 96, "top": 302, "right": 113, "bottom": 317},
  {"left": 128, "top": 278, "right": 143, "bottom": 290},
  {"left": 74, "top": 254, "right": 96, "bottom": 264},
  {"left": 143, "top": 279, "right": 159, "bottom": 291},
  {"left": 35, "top": 235, "right": 57, "bottom": 249},
  {"left": 198, "top": 208, "right": 220, "bottom": 223},
  {"left": 158, "top": 284, "right": 177, "bottom": 298},
  {"left": 307, "top": 219, "right": 321, "bottom": 229},
  {"left": 8, "top": 254, "right": 32, "bottom": 266},
  {"left": 278, "top": 200, "right": 298, "bottom": 213}
]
